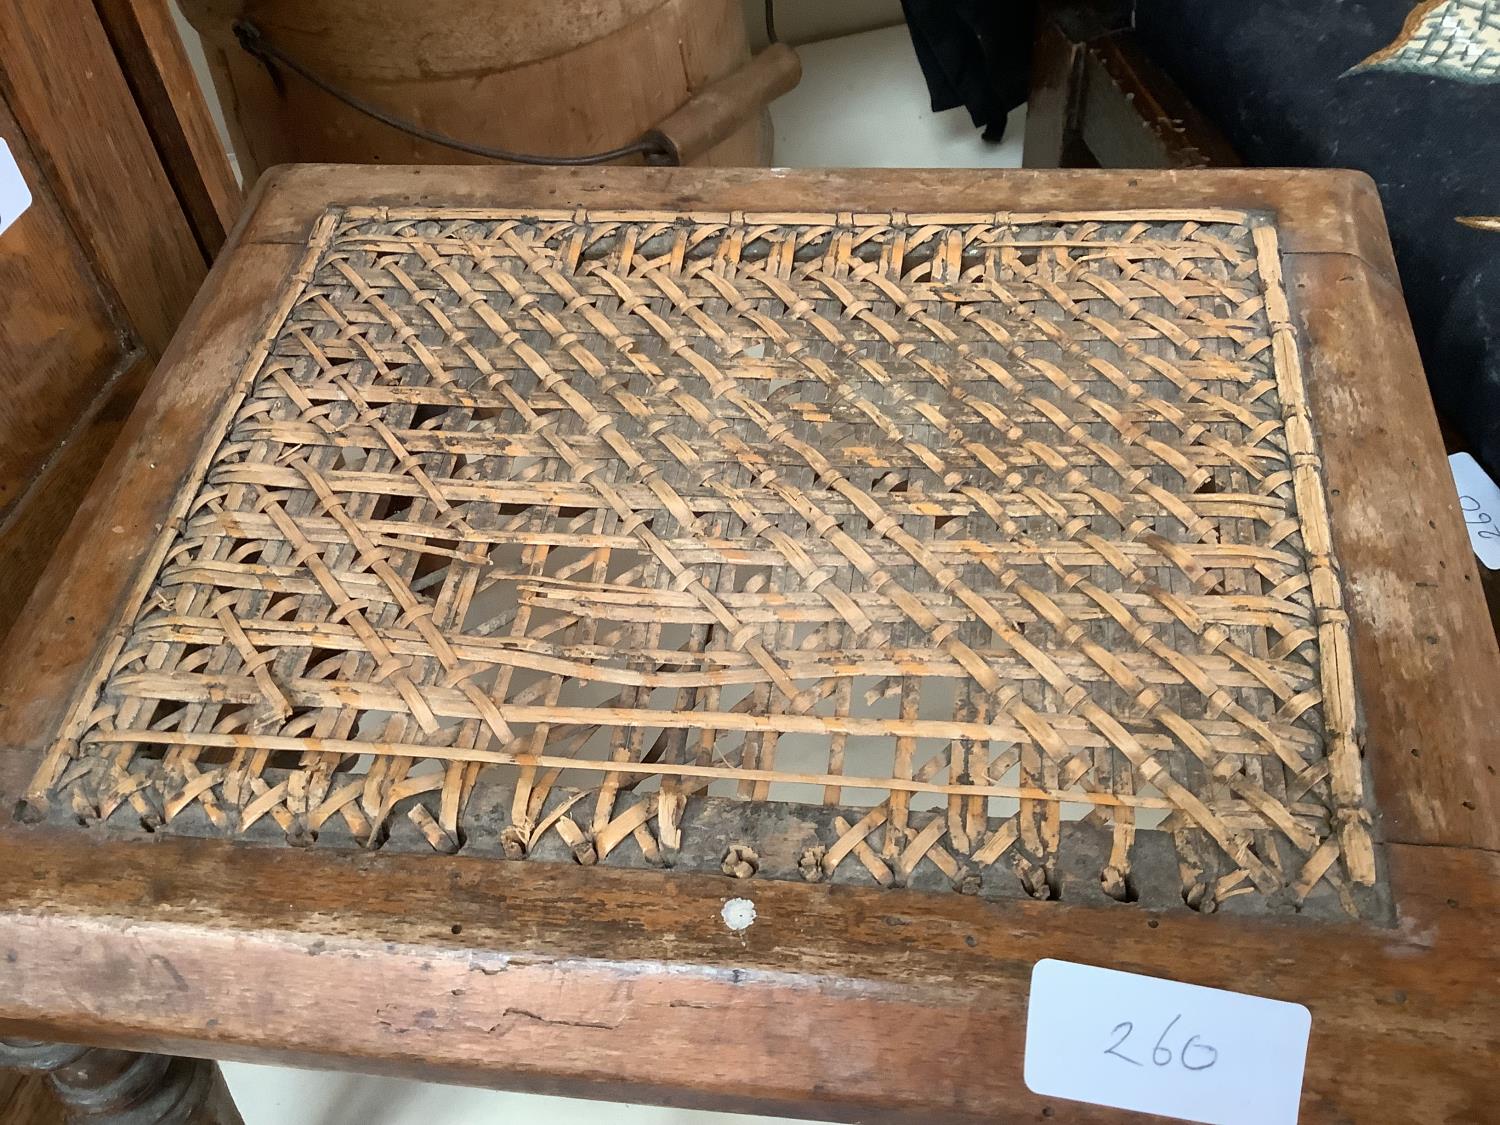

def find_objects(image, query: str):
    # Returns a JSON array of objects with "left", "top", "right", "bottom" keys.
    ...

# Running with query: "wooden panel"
[
  {"left": 0, "top": 833, "right": 1491, "bottom": 1124},
  {"left": 0, "top": 0, "right": 218, "bottom": 642},
  {"left": 0, "top": 0, "right": 206, "bottom": 356},
  {"left": 1294, "top": 253, "right": 1500, "bottom": 851},
  {"left": 0, "top": 1069, "right": 61, "bottom": 1125},
  {"left": 93, "top": 0, "right": 243, "bottom": 256},
  {"left": 1022, "top": 17, "right": 1089, "bottom": 168},
  {"left": 0, "top": 354, "right": 153, "bottom": 640},
  {"left": 1078, "top": 35, "right": 1238, "bottom": 169},
  {"left": 0, "top": 105, "right": 125, "bottom": 521}
]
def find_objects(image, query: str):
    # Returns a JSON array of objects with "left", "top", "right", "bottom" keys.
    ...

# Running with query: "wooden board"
[
  {"left": 0, "top": 0, "right": 219, "bottom": 641},
  {"left": 0, "top": 167, "right": 1494, "bottom": 1123},
  {"left": 1023, "top": 3, "right": 1238, "bottom": 171},
  {"left": 0, "top": 1069, "right": 61, "bottom": 1125},
  {"left": 93, "top": 0, "right": 243, "bottom": 256},
  {"left": 0, "top": 0, "right": 205, "bottom": 356},
  {"left": 0, "top": 103, "right": 128, "bottom": 518}
]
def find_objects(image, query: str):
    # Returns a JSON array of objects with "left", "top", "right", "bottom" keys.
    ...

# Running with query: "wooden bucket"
[{"left": 180, "top": 0, "right": 799, "bottom": 182}]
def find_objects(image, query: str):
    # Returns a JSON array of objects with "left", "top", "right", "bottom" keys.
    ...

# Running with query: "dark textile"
[
  {"left": 902, "top": 0, "right": 1033, "bottom": 140},
  {"left": 1134, "top": 0, "right": 1500, "bottom": 475}
]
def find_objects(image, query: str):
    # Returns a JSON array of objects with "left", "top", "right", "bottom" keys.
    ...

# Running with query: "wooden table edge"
[
  {"left": 1287, "top": 254, "right": 1500, "bottom": 850},
  {"left": 235, "top": 164, "right": 1401, "bottom": 277},
  {"left": 0, "top": 830, "right": 1492, "bottom": 1124}
]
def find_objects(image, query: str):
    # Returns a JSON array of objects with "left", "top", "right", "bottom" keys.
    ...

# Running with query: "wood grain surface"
[
  {"left": 0, "top": 167, "right": 1492, "bottom": 1123},
  {"left": 1290, "top": 254, "right": 1500, "bottom": 850},
  {"left": 0, "top": 832, "right": 1491, "bottom": 1123},
  {"left": 0, "top": 354, "right": 153, "bottom": 641},
  {"left": 94, "top": 0, "right": 243, "bottom": 256},
  {"left": 0, "top": 1068, "right": 61, "bottom": 1125},
  {"left": 0, "top": 0, "right": 205, "bottom": 355},
  {"left": 0, "top": 0, "right": 216, "bottom": 642},
  {"left": 0, "top": 103, "right": 124, "bottom": 525},
  {"left": 232, "top": 166, "right": 1402, "bottom": 275}
]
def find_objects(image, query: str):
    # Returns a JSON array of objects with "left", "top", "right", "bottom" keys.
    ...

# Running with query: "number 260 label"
[
  {"left": 1025, "top": 960, "right": 1311, "bottom": 1125},
  {"left": 1104, "top": 1012, "right": 1218, "bottom": 1071},
  {"left": 1450, "top": 452, "right": 1500, "bottom": 570}
]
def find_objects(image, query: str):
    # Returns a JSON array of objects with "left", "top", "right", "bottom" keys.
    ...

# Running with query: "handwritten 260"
[{"left": 1105, "top": 1014, "right": 1219, "bottom": 1071}]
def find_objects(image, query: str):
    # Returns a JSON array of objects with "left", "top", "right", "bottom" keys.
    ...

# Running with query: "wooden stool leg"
[{"left": 0, "top": 1039, "right": 242, "bottom": 1124}]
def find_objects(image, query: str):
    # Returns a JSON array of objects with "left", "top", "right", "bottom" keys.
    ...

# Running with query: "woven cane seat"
[{"left": 26, "top": 203, "right": 1382, "bottom": 918}]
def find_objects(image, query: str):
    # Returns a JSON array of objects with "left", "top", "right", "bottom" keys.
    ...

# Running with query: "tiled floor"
[{"left": 225, "top": 22, "right": 1025, "bottom": 1124}]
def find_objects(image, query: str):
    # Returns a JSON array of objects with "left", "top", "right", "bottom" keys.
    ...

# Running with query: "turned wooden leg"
[{"left": 0, "top": 1039, "right": 242, "bottom": 1124}]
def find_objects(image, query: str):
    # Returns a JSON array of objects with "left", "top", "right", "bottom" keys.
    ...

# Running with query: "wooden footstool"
[{"left": 0, "top": 167, "right": 1493, "bottom": 1123}]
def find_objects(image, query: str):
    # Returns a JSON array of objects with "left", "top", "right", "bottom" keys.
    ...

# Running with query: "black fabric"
[
  {"left": 902, "top": 0, "right": 1033, "bottom": 140},
  {"left": 1134, "top": 0, "right": 1500, "bottom": 476}
]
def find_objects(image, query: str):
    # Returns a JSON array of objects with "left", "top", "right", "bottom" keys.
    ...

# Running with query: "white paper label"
[
  {"left": 1450, "top": 452, "right": 1500, "bottom": 570},
  {"left": 1025, "top": 959, "right": 1311, "bottom": 1125},
  {"left": 0, "top": 139, "right": 30, "bottom": 239}
]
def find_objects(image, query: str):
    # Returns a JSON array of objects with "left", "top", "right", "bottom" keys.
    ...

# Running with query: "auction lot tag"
[
  {"left": 1025, "top": 959, "right": 1311, "bottom": 1125},
  {"left": 1450, "top": 452, "right": 1500, "bottom": 569},
  {"left": 0, "top": 139, "right": 30, "bottom": 239}
]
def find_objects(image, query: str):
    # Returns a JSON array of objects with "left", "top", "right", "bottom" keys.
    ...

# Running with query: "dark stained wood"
[
  {"left": 0, "top": 1040, "right": 241, "bottom": 1124},
  {"left": 0, "top": 1067, "right": 62, "bottom": 1125},
  {"left": 0, "top": 87, "right": 154, "bottom": 640},
  {"left": 1292, "top": 253, "right": 1500, "bottom": 851},
  {"left": 1023, "top": 2, "right": 1237, "bottom": 171},
  {"left": 0, "top": 832, "right": 1491, "bottom": 1124},
  {"left": 0, "top": 0, "right": 218, "bottom": 642},
  {"left": 1021, "top": 16, "right": 1091, "bottom": 169},
  {"left": 0, "top": 166, "right": 1492, "bottom": 1123},
  {"left": 0, "top": 0, "right": 206, "bottom": 356},
  {"left": 0, "top": 354, "right": 153, "bottom": 641},
  {"left": 0, "top": 105, "right": 125, "bottom": 528},
  {"left": 93, "top": 0, "right": 243, "bottom": 257},
  {"left": 1077, "top": 35, "right": 1239, "bottom": 169}
]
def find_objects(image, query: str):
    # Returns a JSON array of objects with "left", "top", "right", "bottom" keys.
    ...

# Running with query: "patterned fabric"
[
  {"left": 1351, "top": 0, "right": 1500, "bottom": 82},
  {"left": 1137, "top": 0, "right": 1500, "bottom": 479}
]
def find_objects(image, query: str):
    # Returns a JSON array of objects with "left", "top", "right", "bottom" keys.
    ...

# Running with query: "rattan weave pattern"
[{"left": 29, "top": 205, "right": 1377, "bottom": 914}]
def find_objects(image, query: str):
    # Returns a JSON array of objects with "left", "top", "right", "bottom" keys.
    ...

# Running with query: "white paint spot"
[{"left": 721, "top": 897, "right": 756, "bottom": 932}]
